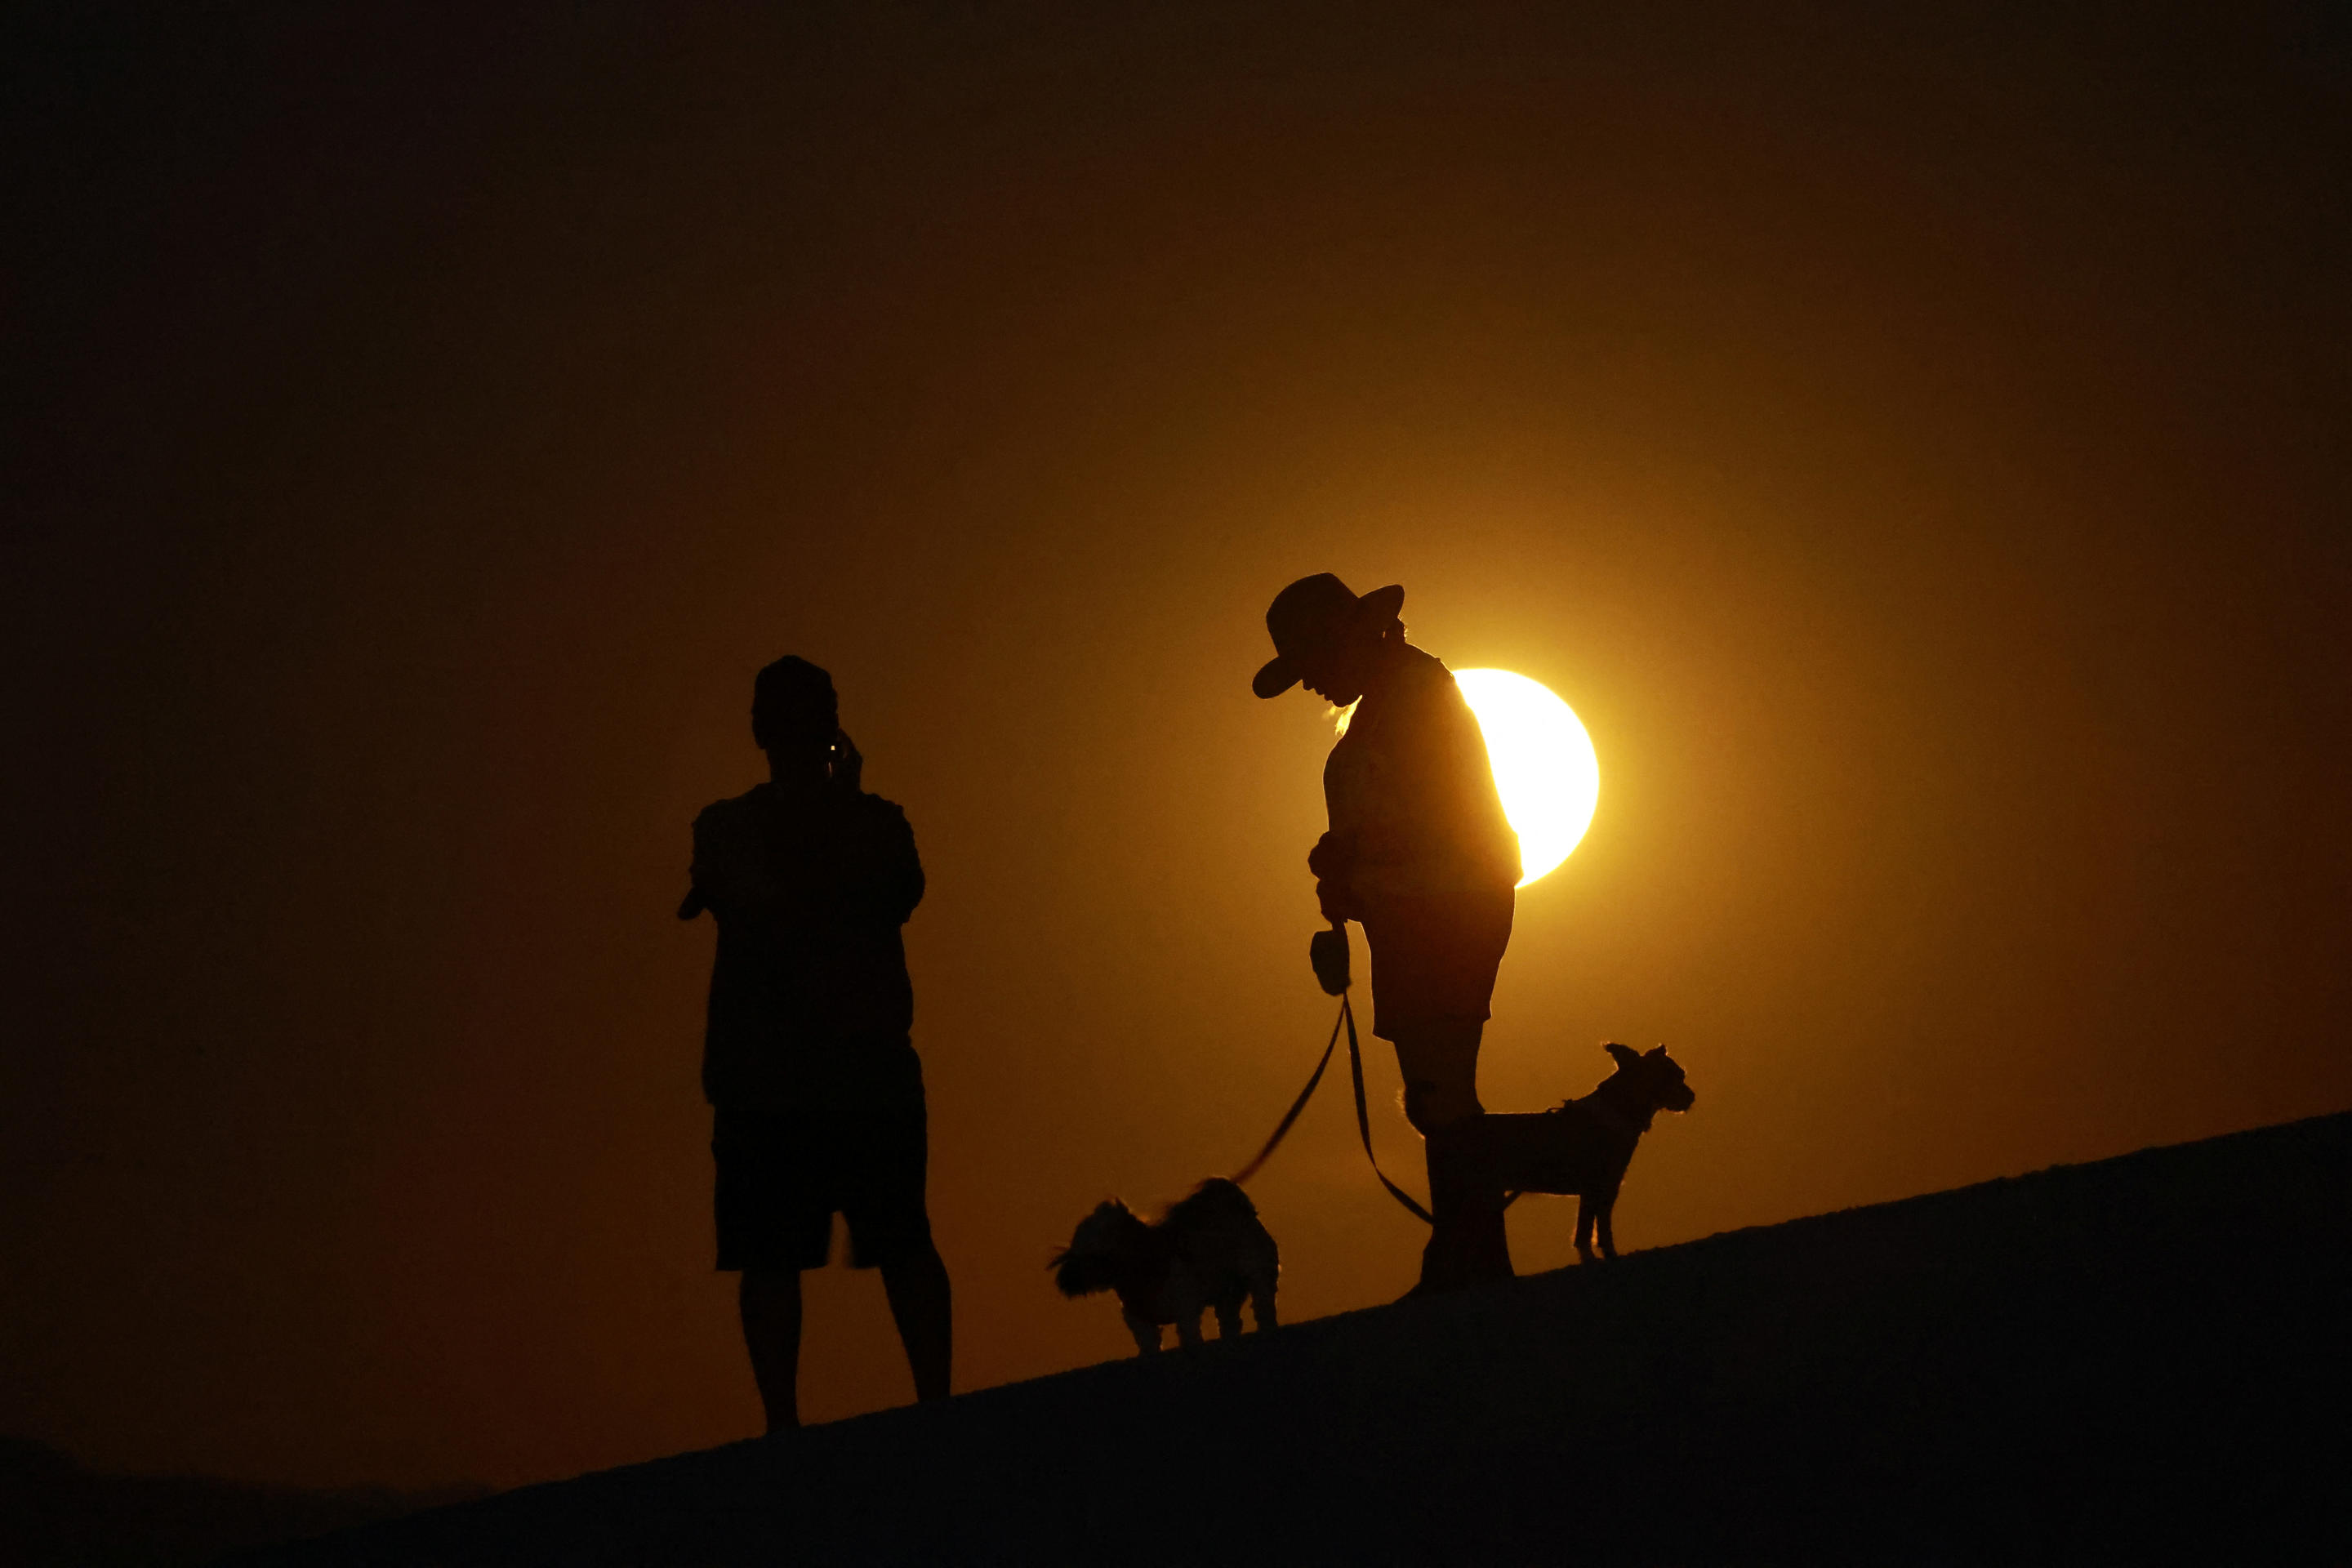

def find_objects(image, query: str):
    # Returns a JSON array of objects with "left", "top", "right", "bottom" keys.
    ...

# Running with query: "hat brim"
[{"left": 1250, "top": 582, "right": 1406, "bottom": 699}]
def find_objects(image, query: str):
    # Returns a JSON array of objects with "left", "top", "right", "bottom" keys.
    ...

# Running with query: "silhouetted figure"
[
  {"left": 1253, "top": 575, "right": 1521, "bottom": 1291},
  {"left": 1050, "top": 1178, "right": 1281, "bottom": 1355},
  {"left": 679, "top": 657, "right": 951, "bottom": 1431},
  {"left": 1480, "top": 1043, "right": 1695, "bottom": 1262}
]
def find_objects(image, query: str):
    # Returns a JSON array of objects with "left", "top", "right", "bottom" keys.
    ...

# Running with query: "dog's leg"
[
  {"left": 1174, "top": 1312, "right": 1204, "bottom": 1349},
  {"left": 1594, "top": 1183, "right": 1623, "bottom": 1260},
  {"left": 1123, "top": 1312, "right": 1161, "bottom": 1356},
  {"left": 1213, "top": 1299, "right": 1242, "bottom": 1340},
  {"left": 1250, "top": 1280, "right": 1278, "bottom": 1331},
  {"left": 1574, "top": 1193, "right": 1598, "bottom": 1263}
]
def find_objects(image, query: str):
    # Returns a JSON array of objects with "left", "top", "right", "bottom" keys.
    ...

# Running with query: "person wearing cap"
[
  {"left": 679, "top": 656, "right": 952, "bottom": 1431},
  {"left": 1254, "top": 574, "right": 1522, "bottom": 1290}
]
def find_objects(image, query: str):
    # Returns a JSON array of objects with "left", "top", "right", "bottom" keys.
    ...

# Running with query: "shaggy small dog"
[
  {"left": 1051, "top": 1178, "right": 1280, "bottom": 1354},
  {"left": 1482, "top": 1042, "right": 1696, "bottom": 1263}
]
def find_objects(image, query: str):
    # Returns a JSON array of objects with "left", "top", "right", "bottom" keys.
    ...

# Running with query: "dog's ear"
[
  {"left": 1605, "top": 1041, "right": 1641, "bottom": 1071},
  {"left": 1646, "top": 1045, "right": 1668, "bottom": 1060}
]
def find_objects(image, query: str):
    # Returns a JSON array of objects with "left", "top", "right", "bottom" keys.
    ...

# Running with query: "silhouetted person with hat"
[
  {"left": 679, "top": 657, "right": 952, "bottom": 1430},
  {"left": 1254, "top": 575, "right": 1521, "bottom": 1290}
]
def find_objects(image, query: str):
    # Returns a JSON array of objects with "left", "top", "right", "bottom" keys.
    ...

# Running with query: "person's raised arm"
[
  {"left": 828, "top": 728, "right": 864, "bottom": 795},
  {"left": 876, "top": 803, "right": 924, "bottom": 926},
  {"left": 679, "top": 811, "right": 713, "bottom": 920},
  {"left": 837, "top": 780, "right": 924, "bottom": 928}
]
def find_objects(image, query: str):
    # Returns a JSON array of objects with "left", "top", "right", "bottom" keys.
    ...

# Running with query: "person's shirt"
[
  {"left": 1318, "top": 643, "right": 1521, "bottom": 905},
  {"left": 688, "top": 779, "right": 924, "bottom": 1107}
]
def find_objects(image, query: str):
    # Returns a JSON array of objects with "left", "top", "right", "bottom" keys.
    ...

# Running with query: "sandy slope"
[
  {"left": 0, "top": 1441, "right": 479, "bottom": 1568},
  {"left": 243, "top": 1111, "right": 2350, "bottom": 1564}
]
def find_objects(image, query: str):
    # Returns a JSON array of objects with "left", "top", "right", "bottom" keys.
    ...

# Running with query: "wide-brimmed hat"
[{"left": 1251, "top": 573, "right": 1406, "bottom": 698}]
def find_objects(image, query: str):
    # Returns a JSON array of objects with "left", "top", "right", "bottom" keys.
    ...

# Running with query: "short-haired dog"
[
  {"left": 1051, "top": 1177, "right": 1280, "bottom": 1354},
  {"left": 1481, "top": 1042, "right": 1695, "bottom": 1262}
]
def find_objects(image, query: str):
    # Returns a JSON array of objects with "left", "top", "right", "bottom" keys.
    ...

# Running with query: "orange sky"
[{"left": 5, "top": 4, "right": 2346, "bottom": 1490}]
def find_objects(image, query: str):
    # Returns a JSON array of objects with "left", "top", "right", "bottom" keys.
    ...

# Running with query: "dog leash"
[
  {"left": 1227, "top": 997, "right": 1345, "bottom": 1187},
  {"left": 1231, "top": 991, "right": 1433, "bottom": 1225},
  {"left": 1338, "top": 993, "right": 1436, "bottom": 1223}
]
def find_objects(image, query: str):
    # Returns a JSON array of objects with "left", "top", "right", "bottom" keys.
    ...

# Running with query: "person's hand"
[
  {"left": 830, "top": 728, "right": 864, "bottom": 794},
  {"left": 1308, "top": 831, "right": 1360, "bottom": 923},
  {"left": 1307, "top": 830, "right": 1352, "bottom": 882},
  {"left": 1315, "top": 878, "right": 1360, "bottom": 926}
]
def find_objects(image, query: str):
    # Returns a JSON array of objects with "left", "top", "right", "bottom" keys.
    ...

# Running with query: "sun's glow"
[{"left": 1453, "top": 669, "right": 1600, "bottom": 887}]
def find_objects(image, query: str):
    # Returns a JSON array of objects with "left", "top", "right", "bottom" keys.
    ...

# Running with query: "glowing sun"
[{"left": 1454, "top": 669, "right": 1600, "bottom": 886}]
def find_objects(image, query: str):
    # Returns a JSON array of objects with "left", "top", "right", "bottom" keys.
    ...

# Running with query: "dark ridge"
[
  {"left": 0, "top": 1438, "right": 483, "bottom": 1567},
  {"left": 247, "top": 1110, "right": 2350, "bottom": 1565}
]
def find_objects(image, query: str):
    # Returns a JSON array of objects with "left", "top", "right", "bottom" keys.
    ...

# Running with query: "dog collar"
[{"left": 1580, "top": 1095, "right": 1642, "bottom": 1140}]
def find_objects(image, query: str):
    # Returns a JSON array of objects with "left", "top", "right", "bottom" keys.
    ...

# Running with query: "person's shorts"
[
  {"left": 1362, "top": 888, "right": 1516, "bottom": 1041},
  {"left": 712, "top": 1036, "right": 932, "bottom": 1272}
]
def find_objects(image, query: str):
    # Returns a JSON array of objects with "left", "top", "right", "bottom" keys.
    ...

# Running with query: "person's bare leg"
[
  {"left": 1395, "top": 1023, "right": 1487, "bottom": 1136},
  {"left": 879, "top": 1242, "right": 952, "bottom": 1402},
  {"left": 738, "top": 1267, "right": 803, "bottom": 1433}
]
